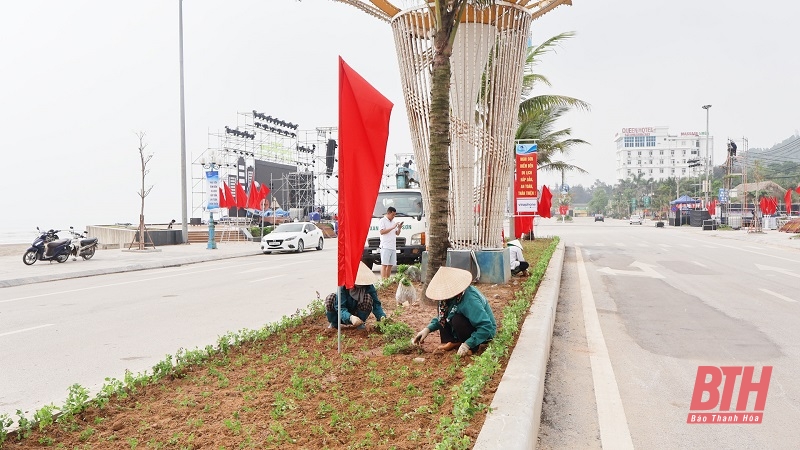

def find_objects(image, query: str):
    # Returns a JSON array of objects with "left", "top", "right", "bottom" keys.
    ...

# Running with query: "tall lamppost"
[
  {"left": 702, "top": 104, "right": 712, "bottom": 206},
  {"left": 178, "top": 0, "right": 189, "bottom": 244},
  {"left": 200, "top": 155, "right": 219, "bottom": 250}
]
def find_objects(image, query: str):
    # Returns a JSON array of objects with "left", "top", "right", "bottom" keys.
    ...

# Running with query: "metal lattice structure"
[{"left": 336, "top": 0, "right": 572, "bottom": 249}]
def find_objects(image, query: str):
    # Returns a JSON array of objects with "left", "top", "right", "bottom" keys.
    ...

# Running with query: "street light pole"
[
  {"left": 702, "top": 104, "right": 711, "bottom": 207},
  {"left": 179, "top": 0, "right": 189, "bottom": 244}
]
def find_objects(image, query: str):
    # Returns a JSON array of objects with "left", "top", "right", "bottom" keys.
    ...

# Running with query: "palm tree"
[
  {"left": 425, "top": 0, "right": 494, "bottom": 291},
  {"left": 515, "top": 33, "right": 591, "bottom": 176}
]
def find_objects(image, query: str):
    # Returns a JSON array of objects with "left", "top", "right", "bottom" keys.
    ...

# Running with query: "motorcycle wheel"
[
  {"left": 82, "top": 247, "right": 96, "bottom": 260},
  {"left": 56, "top": 253, "right": 69, "bottom": 263},
  {"left": 23, "top": 250, "right": 37, "bottom": 266}
]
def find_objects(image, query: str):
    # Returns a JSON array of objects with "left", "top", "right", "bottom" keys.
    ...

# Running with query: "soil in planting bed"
[{"left": 4, "top": 240, "right": 552, "bottom": 449}]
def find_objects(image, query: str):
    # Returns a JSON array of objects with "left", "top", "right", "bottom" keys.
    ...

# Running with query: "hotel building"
[{"left": 615, "top": 126, "right": 714, "bottom": 181}]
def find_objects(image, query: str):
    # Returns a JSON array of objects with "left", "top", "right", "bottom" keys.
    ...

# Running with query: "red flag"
[
  {"left": 796, "top": 186, "right": 800, "bottom": 195},
  {"left": 708, "top": 199, "right": 716, "bottom": 215},
  {"left": 235, "top": 182, "right": 247, "bottom": 208},
  {"left": 787, "top": 189, "right": 793, "bottom": 216},
  {"left": 537, "top": 185, "right": 553, "bottom": 218},
  {"left": 223, "top": 182, "right": 234, "bottom": 209},
  {"left": 246, "top": 180, "right": 261, "bottom": 209},
  {"left": 258, "top": 184, "right": 270, "bottom": 210},
  {"left": 337, "top": 57, "right": 393, "bottom": 289},
  {"left": 218, "top": 187, "right": 227, "bottom": 209}
]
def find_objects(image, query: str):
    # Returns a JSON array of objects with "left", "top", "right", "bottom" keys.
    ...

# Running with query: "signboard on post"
[
  {"left": 206, "top": 170, "right": 220, "bottom": 211},
  {"left": 514, "top": 142, "right": 538, "bottom": 238}
]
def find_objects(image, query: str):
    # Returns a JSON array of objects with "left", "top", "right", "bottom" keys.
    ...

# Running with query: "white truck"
[{"left": 361, "top": 176, "right": 426, "bottom": 270}]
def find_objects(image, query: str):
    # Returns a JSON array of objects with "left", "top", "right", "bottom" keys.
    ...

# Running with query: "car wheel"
[
  {"left": 316, "top": 238, "right": 323, "bottom": 251},
  {"left": 263, "top": 251, "right": 271, "bottom": 255},
  {"left": 296, "top": 240, "right": 304, "bottom": 253}
]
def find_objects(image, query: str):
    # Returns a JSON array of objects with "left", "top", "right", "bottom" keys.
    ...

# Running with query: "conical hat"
[
  {"left": 506, "top": 239, "right": 522, "bottom": 248},
  {"left": 355, "top": 261, "right": 378, "bottom": 285},
  {"left": 426, "top": 267, "right": 472, "bottom": 301}
]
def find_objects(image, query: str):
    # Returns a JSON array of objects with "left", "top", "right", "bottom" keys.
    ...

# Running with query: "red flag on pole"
[
  {"left": 218, "top": 187, "right": 227, "bottom": 209},
  {"left": 235, "top": 182, "right": 247, "bottom": 208},
  {"left": 338, "top": 57, "right": 393, "bottom": 289},
  {"left": 223, "top": 182, "right": 234, "bottom": 209},
  {"left": 259, "top": 184, "right": 270, "bottom": 210},
  {"left": 246, "top": 180, "right": 261, "bottom": 209},
  {"left": 787, "top": 189, "right": 793, "bottom": 216},
  {"left": 537, "top": 185, "right": 553, "bottom": 218}
]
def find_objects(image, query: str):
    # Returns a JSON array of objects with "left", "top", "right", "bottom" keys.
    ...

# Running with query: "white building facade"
[{"left": 615, "top": 126, "right": 713, "bottom": 182}]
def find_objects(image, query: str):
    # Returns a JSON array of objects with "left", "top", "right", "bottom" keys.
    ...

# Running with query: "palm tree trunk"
[{"left": 424, "top": 3, "right": 459, "bottom": 294}]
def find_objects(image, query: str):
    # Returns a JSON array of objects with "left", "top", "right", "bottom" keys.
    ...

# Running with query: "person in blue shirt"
[
  {"left": 325, "top": 262, "right": 386, "bottom": 330},
  {"left": 411, "top": 267, "right": 496, "bottom": 356}
]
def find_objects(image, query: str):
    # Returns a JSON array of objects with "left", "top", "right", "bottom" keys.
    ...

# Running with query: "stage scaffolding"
[{"left": 191, "top": 111, "right": 339, "bottom": 224}]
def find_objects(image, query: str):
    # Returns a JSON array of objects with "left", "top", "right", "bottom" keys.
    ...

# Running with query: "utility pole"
[
  {"left": 178, "top": 0, "right": 189, "bottom": 244},
  {"left": 702, "top": 105, "right": 711, "bottom": 207}
]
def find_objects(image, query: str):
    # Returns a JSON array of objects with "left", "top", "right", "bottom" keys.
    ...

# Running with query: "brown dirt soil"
[{"left": 4, "top": 241, "right": 551, "bottom": 449}]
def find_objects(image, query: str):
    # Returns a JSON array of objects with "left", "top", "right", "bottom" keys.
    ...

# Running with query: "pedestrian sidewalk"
[{"left": 0, "top": 242, "right": 263, "bottom": 288}]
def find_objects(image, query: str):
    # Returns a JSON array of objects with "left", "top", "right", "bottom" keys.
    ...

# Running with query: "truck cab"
[{"left": 362, "top": 189, "right": 426, "bottom": 269}]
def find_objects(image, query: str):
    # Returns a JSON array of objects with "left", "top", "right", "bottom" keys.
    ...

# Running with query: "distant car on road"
[
  {"left": 629, "top": 214, "right": 643, "bottom": 225},
  {"left": 261, "top": 222, "right": 324, "bottom": 254},
  {"left": 594, "top": 214, "right": 604, "bottom": 222}
]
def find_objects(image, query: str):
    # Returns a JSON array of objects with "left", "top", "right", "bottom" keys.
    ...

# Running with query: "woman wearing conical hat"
[
  {"left": 325, "top": 262, "right": 387, "bottom": 330},
  {"left": 410, "top": 267, "right": 496, "bottom": 356}
]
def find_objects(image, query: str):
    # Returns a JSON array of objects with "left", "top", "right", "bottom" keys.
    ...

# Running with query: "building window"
[
  {"left": 660, "top": 168, "right": 664, "bottom": 173},
  {"left": 671, "top": 150, "right": 674, "bottom": 156},
  {"left": 691, "top": 150, "right": 698, "bottom": 155},
  {"left": 682, "top": 168, "right": 686, "bottom": 174},
  {"left": 683, "top": 150, "right": 686, "bottom": 155},
  {"left": 627, "top": 160, "right": 631, "bottom": 165},
  {"left": 627, "top": 169, "right": 632, "bottom": 175},
  {"left": 638, "top": 169, "right": 643, "bottom": 174},
  {"left": 659, "top": 159, "right": 663, "bottom": 164},
  {"left": 696, "top": 140, "right": 700, "bottom": 148},
  {"left": 649, "top": 169, "right": 653, "bottom": 174},
  {"left": 624, "top": 136, "right": 635, "bottom": 147},
  {"left": 627, "top": 151, "right": 631, "bottom": 157},
  {"left": 649, "top": 160, "right": 653, "bottom": 165},
  {"left": 672, "top": 168, "right": 675, "bottom": 174},
  {"left": 646, "top": 136, "right": 656, "bottom": 147},
  {"left": 637, "top": 160, "right": 641, "bottom": 165},
  {"left": 659, "top": 150, "right": 664, "bottom": 155},
  {"left": 637, "top": 151, "right": 642, "bottom": 156}
]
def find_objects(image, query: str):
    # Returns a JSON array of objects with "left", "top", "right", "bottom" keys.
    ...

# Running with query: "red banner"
[{"left": 513, "top": 152, "right": 538, "bottom": 238}]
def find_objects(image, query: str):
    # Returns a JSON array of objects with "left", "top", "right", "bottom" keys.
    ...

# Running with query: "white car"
[
  {"left": 261, "top": 222, "right": 324, "bottom": 254},
  {"left": 629, "top": 214, "right": 643, "bottom": 225}
]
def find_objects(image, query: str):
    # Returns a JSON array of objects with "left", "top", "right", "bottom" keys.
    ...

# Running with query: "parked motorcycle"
[
  {"left": 22, "top": 228, "right": 71, "bottom": 265},
  {"left": 67, "top": 227, "right": 98, "bottom": 261}
]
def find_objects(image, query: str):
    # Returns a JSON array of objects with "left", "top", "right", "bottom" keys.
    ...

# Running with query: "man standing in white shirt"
[{"left": 379, "top": 206, "right": 403, "bottom": 279}]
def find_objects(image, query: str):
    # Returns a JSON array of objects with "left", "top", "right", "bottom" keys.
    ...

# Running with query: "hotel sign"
[{"left": 622, "top": 127, "right": 655, "bottom": 136}]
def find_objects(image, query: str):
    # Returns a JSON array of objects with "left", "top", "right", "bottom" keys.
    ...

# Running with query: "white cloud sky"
[{"left": 2, "top": 0, "right": 798, "bottom": 234}]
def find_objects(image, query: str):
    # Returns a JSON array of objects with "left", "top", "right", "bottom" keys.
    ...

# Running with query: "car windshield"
[
  {"left": 273, "top": 223, "right": 304, "bottom": 233},
  {"left": 372, "top": 192, "right": 424, "bottom": 218}
]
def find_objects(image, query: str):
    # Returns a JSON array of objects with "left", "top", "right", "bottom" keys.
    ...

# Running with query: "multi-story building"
[{"left": 614, "top": 126, "right": 713, "bottom": 181}]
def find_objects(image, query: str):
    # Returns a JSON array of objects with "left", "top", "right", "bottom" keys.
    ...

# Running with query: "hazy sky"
[{"left": 2, "top": 0, "right": 798, "bottom": 235}]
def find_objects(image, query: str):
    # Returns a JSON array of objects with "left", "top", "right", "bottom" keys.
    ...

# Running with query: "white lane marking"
[
  {"left": 598, "top": 261, "right": 665, "bottom": 278},
  {"left": 248, "top": 275, "right": 284, "bottom": 284},
  {"left": 745, "top": 245, "right": 764, "bottom": 250},
  {"left": 0, "top": 260, "right": 278, "bottom": 304},
  {"left": 692, "top": 261, "right": 707, "bottom": 268},
  {"left": 575, "top": 246, "right": 635, "bottom": 449},
  {"left": 755, "top": 264, "right": 800, "bottom": 279},
  {"left": 241, "top": 260, "right": 308, "bottom": 273},
  {"left": 759, "top": 288, "right": 797, "bottom": 303},
  {"left": 684, "top": 238, "right": 800, "bottom": 263},
  {"left": 0, "top": 324, "right": 54, "bottom": 338}
]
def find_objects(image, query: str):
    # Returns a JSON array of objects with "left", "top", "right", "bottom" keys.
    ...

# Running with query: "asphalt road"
[
  {"left": 537, "top": 217, "right": 800, "bottom": 449},
  {"left": 0, "top": 247, "right": 336, "bottom": 418}
]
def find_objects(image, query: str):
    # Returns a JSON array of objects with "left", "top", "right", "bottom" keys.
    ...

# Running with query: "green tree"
[{"left": 588, "top": 188, "right": 609, "bottom": 214}]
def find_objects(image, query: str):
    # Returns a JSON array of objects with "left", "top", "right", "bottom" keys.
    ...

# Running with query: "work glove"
[
  {"left": 411, "top": 327, "right": 430, "bottom": 346},
  {"left": 457, "top": 343, "right": 472, "bottom": 357},
  {"left": 349, "top": 315, "right": 363, "bottom": 327}
]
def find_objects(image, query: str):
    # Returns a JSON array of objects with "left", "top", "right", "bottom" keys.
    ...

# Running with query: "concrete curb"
[
  {"left": 474, "top": 240, "right": 565, "bottom": 449},
  {"left": 0, "top": 252, "right": 260, "bottom": 288}
]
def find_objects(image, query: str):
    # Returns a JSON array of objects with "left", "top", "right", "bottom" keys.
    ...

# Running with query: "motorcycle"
[
  {"left": 22, "top": 228, "right": 72, "bottom": 265},
  {"left": 67, "top": 226, "right": 98, "bottom": 261}
]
